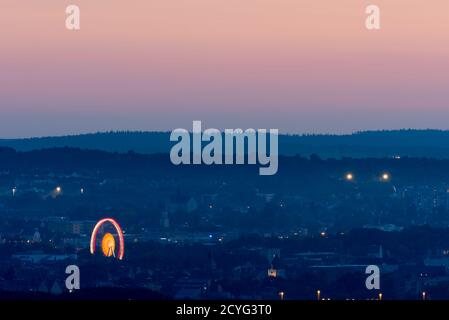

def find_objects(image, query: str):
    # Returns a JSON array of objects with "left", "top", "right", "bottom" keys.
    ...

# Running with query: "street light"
[
  {"left": 12, "top": 187, "right": 17, "bottom": 197},
  {"left": 316, "top": 290, "right": 321, "bottom": 300},
  {"left": 56, "top": 186, "right": 62, "bottom": 193},
  {"left": 381, "top": 173, "right": 390, "bottom": 181},
  {"left": 346, "top": 173, "right": 354, "bottom": 181},
  {"left": 278, "top": 291, "right": 285, "bottom": 300},
  {"left": 422, "top": 291, "right": 426, "bottom": 300},
  {"left": 378, "top": 292, "right": 383, "bottom": 300}
]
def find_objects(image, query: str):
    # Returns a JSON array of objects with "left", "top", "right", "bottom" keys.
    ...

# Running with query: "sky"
[{"left": 0, "top": 0, "right": 448, "bottom": 138}]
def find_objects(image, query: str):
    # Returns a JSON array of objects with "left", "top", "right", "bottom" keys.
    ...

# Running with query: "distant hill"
[
  {"left": 0, "top": 132, "right": 169, "bottom": 154},
  {"left": 2, "top": 129, "right": 449, "bottom": 158}
]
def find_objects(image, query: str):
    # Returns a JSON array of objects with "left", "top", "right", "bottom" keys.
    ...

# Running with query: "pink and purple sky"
[{"left": 0, "top": 0, "right": 448, "bottom": 138}]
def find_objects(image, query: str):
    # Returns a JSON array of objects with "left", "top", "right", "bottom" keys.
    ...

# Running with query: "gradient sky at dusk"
[{"left": 1, "top": 0, "right": 448, "bottom": 137}]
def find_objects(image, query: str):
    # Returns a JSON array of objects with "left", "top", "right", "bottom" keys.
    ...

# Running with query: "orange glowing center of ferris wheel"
[{"left": 101, "top": 233, "right": 116, "bottom": 257}]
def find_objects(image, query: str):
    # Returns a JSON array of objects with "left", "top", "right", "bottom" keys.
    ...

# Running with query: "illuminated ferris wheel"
[{"left": 90, "top": 218, "right": 125, "bottom": 260}]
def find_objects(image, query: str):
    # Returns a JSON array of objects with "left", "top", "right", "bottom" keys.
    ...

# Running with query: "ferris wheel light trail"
[{"left": 90, "top": 218, "right": 125, "bottom": 260}]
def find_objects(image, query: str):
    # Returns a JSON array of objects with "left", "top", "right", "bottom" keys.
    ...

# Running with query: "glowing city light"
[
  {"left": 381, "top": 173, "right": 390, "bottom": 181},
  {"left": 378, "top": 292, "right": 383, "bottom": 300},
  {"left": 422, "top": 291, "right": 426, "bottom": 300},
  {"left": 56, "top": 186, "right": 62, "bottom": 193},
  {"left": 279, "top": 291, "right": 285, "bottom": 300},
  {"left": 346, "top": 173, "right": 353, "bottom": 181},
  {"left": 90, "top": 218, "right": 125, "bottom": 260},
  {"left": 316, "top": 290, "right": 321, "bottom": 300}
]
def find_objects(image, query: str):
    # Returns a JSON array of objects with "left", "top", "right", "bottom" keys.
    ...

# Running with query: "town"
[{"left": 1, "top": 147, "right": 449, "bottom": 299}]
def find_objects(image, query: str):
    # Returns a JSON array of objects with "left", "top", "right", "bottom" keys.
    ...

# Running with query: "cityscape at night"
[
  {"left": 1, "top": 142, "right": 449, "bottom": 300},
  {"left": 1, "top": 0, "right": 449, "bottom": 316}
]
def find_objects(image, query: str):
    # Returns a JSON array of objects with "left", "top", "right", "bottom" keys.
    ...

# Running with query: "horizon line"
[{"left": 1, "top": 128, "right": 449, "bottom": 140}]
